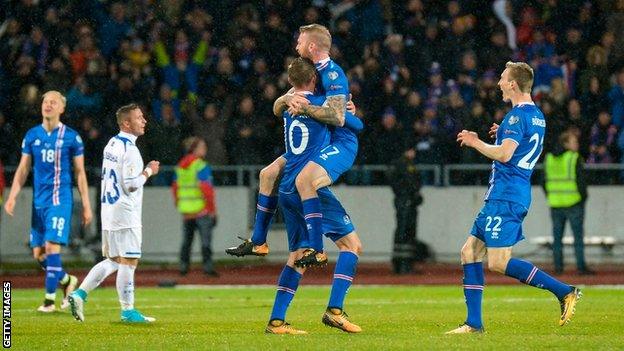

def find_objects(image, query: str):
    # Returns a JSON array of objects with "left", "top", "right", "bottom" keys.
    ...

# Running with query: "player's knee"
[
  {"left": 260, "top": 164, "right": 280, "bottom": 184},
  {"left": 460, "top": 244, "right": 475, "bottom": 264},
  {"left": 294, "top": 172, "right": 312, "bottom": 192},
  {"left": 487, "top": 259, "right": 506, "bottom": 274}
]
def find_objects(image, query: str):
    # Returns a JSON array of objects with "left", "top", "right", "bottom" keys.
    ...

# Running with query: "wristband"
[{"left": 143, "top": 167, "right": 153, "bottom": 178}]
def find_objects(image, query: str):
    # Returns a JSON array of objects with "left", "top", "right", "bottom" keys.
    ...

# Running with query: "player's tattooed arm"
[
  {"left": 297, "top": 95, "right": 346, "bottom": 127},
  {"left": 272, "top": 88, "right": 301, "bottom": 116}
]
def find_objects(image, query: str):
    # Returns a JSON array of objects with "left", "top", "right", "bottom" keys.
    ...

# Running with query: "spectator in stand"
[
  {"left": 581, "top": 76, "right": 609, "bottom": 121},
  {"left": 0, "top": 112, "right": 19, "bottom": 166},
  {"left": 588, "top": 111, "right": 618, "bottom": 164},
  {"left": 579, "top": 46, "right": 610, "bottom": 96},
  {"left": 374, "top": 108, "right": 404, "bottom": 164},
  {"left": 21, "top": 26, "right": 49, "bottom": 76},
  {"left": 151, "top": 84, "right": 181, "bottom": 123},
  {"left": 227, "top": 95, "right": 263, "bottom": 165},
  {"left": 608, "top": 70, "right": 624, "bottom": 129},
  {"left": 191, "top": 103, "right": 228, "bottom": 166}
]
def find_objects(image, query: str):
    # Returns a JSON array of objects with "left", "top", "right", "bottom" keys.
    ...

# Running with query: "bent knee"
[
  {"left": 487, "top": 260, "right": 507, "bottom": 274},
  {"left": 260, "top": 165, "right": 279, "bottom": 183}
]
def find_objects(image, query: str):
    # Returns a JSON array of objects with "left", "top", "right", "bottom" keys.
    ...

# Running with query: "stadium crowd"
[{"left": 1, "top": 0, "right": 624, "bottom": 181}]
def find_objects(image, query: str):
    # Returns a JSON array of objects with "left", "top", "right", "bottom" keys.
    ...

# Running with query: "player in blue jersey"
[
  {"left": 226, "top": 24, "right": 361, "bottom": 268},
  {"left": 4, "top": 91, "right": 93, "bottom": 312},
  {"left": 447, "top": 62, "right": 581, "bottom": 334},
  {"left": 265, "top": 57, "right": 362, "bottom": 335}
]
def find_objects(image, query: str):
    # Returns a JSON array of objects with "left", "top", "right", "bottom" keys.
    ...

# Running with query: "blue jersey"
[
  {"left": 485, "top": 103, "right": 546, "bottom": 208},
  {"left": 280, "top": 93, "right": 331, "bottom": 193},
  {"left": 22, "top": 123, "right": 84, "bottom": 208},
  {"left": 315, "top": 58, "right": 359, "bottom": 144}
]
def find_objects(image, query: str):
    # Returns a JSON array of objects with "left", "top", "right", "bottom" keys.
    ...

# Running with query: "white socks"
[
  {"left": 79, "top": 259, "right": 119, "bottom": 293},
  {"left": 117, "top": 264, "right": 136, "bottom": 311}
]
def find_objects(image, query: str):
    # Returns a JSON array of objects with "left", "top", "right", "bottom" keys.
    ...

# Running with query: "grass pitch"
[{"left": 9, "top": 285, "right": 624, "bottom": 350}]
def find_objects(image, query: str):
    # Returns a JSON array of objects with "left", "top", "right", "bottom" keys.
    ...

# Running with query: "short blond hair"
[
  {"left": 42, "top": 90, "right": 67, "bottom": 107},
  {"left": 505, "top": 61, "right": 534, "bottom": 93},
  {"left": 299, "top": 24, "right": 331, "bottom": 51},
  {"left": 116, "top": 103, "right": 140, "bottom": 126}
]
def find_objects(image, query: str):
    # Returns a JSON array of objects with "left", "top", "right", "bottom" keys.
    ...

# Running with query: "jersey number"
[
  {"left": 517, "top": 133, "right": 543, "bottom": 170},
  {"left": 101, "top": 167, "right": 121, "bottom": 204},
  {"left": 40, "top": 149, "right": 55, "bottom": 163},
  {"left": 51, "top": 216, "right": 65, "bottom": 236},
  {"left": 319, "top": 145, "right": 340, "bottom": 160},
  {"left": 288, "top": 120, "right": 309, "bottom": 155}
]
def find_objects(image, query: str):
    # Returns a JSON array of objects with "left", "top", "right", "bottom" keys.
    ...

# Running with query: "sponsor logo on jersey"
[
  {"left": 328, "top": 71, "right": 338, "bottom": 80},
  {"left": 343, "top": 215, "right": 351, "bottom": 224},
  {"left": 508, "top": 115, "right": 519, "bottom": 125},
  {"left": 76, "top": 135, "right": 83, "bottom": 143},
  {"left": 329, "top": 84, "right": 343, "bottom": 91},
  {"left": 104, "top": 152, "right": 119, "bottom": 163},
  {"left": 34, "top": 139, "right": 41, "bottom": 146},
  {"left": 504, "top": 129, "right": 518, "bottom": 134}
]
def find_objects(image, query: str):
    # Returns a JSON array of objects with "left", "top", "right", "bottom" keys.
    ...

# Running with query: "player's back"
[
  {"left": 22, "top": 123, "right": 83, "bottom": 208},
  {"left": 486, "top": 103, "right": 546, "bottom": 208},
  {"left": 280, "top": 93, "right": 331, "bottom": 193},
  {"left": 315, "top": 59, "right": 359, "bottom": 145},
  {"left": 100, "top": 133, "right": 144, "bottom": 230}
]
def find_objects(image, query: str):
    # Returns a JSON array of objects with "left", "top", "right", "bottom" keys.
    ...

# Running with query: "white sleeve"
[{"left": 121, "top": 150, "right": 147, "bottom": 193}]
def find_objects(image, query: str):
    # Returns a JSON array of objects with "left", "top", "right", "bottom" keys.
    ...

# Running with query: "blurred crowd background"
[{"left": 1, "top": 0, "right": 624, "bottom": 184}]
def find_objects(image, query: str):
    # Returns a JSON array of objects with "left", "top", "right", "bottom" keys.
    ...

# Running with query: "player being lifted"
[
  {"left": 447, "top": 62, "right": 581, "bottom": 334},
  {"left": 227, "top": 24, "right": 360, "bottom": 268},
  {"left": 265, "top": 57, "right": 362, "bottom": 334},
  {"left": 4, "top": 91, "right": 92, "bottom": 312},
  {"left": 68, "top": 104, "right": 160, "bottom": 323}
]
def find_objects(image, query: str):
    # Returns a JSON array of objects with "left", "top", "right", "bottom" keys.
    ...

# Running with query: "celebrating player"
[
  {"left": 447, "top": 62, "right": 581, "bottom": 334},
  {"left": 227, "top": 24, "right": 360, "bottom": 268},
  {"left": 265, "top": 57, "right": 362, "bottom": 334},
  {"left": 4, "top": 91, "right": 92, "bottom": 312},
  {"left": 68, "top": 104, "right": 160, "bottom": 323}
]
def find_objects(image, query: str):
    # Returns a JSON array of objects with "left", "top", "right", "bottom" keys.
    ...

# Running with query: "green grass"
[{"left": 8, "top": 286, "right": 624, "bottom": 350}]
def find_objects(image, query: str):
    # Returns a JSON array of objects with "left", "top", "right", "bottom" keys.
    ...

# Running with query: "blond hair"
[
  {"left": 42, "top": 90, "right": 67, "bottom": 107},
  {"left": 299, "top": 24, "right": 331, "bottom": 51},
  {"left": 505, "top": 61, "right": 534, "bottom": 93},
  {"left": 116, "top": 103, "right": 140, "bottom": 126}
]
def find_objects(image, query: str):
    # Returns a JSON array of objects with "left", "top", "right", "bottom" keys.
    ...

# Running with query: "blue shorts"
[
  {"left": 30, "top": 204, "right": 73, "bottom": 247},
  {"left": 279, "top": 187, "right": 355, "bottom": 252},
  {"left": 314, "top": 141, "right": 357, "bottom": 183},
  {"left": 470, "top": 200, "right": 528, "bottom": 248}
]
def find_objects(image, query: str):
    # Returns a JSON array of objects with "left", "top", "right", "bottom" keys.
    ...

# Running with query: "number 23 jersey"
[
  {"left": 485, "top": 103, "right": 546, "bottom": 208},
  {"left": 100, "top": 132, "right": 144, "bottom": 230}
]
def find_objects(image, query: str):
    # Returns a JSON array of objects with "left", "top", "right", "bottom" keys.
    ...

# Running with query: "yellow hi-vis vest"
[
  {"left": 544, "top": 151, "right": 582, "bottom": 208},
  {"left": 175, "top": 158, "right": 207, "bottom": 214}
]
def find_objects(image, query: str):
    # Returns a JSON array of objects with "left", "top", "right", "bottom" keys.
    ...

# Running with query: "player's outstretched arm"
[
  {"left": 3, "top": 154, "right": 32, "bottom": 216},
  {"left": 294, "top": 95, "right": 346, "bottom": 127},
  {"left": 457, "top": 130, "right": 518, "bottom": 163},
  {"left": 73, "top": 155, "right": 93, "bottom": 226}
]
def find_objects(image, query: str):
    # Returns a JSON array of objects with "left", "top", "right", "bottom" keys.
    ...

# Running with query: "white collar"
[
  {"left": 295, "top": 90, "right": 314, "bottom": 95},
  {"left": 118, "top": 131, "right": 138, "bottom": 144},
  {"left": 515, "top": 101, "right": 535, "bottom": 107},
  {"left": 315, "top": 57, "right": 331, "bottom": 66}
]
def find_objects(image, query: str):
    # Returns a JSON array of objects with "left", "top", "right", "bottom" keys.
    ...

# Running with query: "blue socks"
[
  {"left": 251, "top": 194, "right": 278, "bottom": 246},
  {"left": 328, "top": 251, "right": 358, "bottom": 310},
  {"left": 462, "top": 262, "right": 484, "bottom": 329},
  {"left": 302, "top": 198, "right": 324, "bottom": 252},
  {"left": 505, "top": 258, "right": 572, "bottom": 300},
  {"left": 44, "top": 253, "right": 66, "bottom": 299},
  {"left": 269, "top": 265, "right": 302, "bottom": 322}
]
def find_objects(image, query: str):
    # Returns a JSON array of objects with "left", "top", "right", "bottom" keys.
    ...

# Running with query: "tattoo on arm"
[{"left": 300, "top": 95, "right": 346, "bottom": 126}]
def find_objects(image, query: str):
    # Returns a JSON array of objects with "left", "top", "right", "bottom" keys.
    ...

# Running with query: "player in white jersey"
[{"left": 68, "top": 103, "right": 160, "bottom": 323}]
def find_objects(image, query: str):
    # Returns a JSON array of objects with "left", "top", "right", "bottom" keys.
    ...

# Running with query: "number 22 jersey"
[{"left": 485, "top": 103, "right": 546, "bottom": 209}]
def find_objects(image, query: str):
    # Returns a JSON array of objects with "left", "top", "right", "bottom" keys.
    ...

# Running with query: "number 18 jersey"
[
  {"left": 100, "top": 132, "right": 144, "bottom": 231},
  {"left": 485, "top": 103, "right": 546, "bottom": 208}
]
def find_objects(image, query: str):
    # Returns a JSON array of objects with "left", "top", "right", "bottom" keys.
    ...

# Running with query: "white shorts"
[{"left": 102, "top": 228, "right": 142, "bottom": 259}]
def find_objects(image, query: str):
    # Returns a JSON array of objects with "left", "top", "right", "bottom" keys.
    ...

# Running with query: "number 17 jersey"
[{"left": 485, "top": 103, "right": 546, "bottom": 208}]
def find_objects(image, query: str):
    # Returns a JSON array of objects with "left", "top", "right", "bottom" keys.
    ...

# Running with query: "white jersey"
[{"left": 100, "top": 131, "right": 147, "bottom": 231}]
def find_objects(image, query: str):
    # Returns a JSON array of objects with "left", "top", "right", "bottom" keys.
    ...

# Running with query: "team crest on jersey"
[
  {"left": 343, "top": 215, "right": 351, "bottom": 224},
  {"left": 328, "top": 71, "right": 338, "bottom": 80},
  {"left": 508, "top": 115, "right": 519, "bottom": 125},
  {"left": 56, "top": 140, "right": 64, "bottom": 147},
  {"left": 76, "top": 135, "right": 83, "bottom": 143}
]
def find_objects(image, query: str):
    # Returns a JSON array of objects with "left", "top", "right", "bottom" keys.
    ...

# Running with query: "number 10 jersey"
[{"left": 100, "top": 132, "right": 144, "bottom": 231}]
